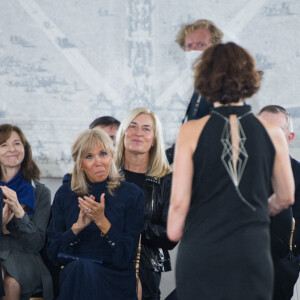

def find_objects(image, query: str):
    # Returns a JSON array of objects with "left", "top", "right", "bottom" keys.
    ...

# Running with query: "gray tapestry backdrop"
[{"left": 1, "top": 0, "right": 300, "bottom": 177}]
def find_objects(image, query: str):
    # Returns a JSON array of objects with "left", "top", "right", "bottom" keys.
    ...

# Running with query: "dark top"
[
  {"left": 176, "top": 105, "right": 275, "bottom": 300},
  {"left": 186, "top": 92, "right": 247, "bottom": 121},
  {"left": 123, "top": 170, "right": 175, "bottom": 269},
  {"left": 291, "top": 157, "right": 300, "bottom": 254},
  {"left": 124, "top": 169, "right": 146, "bottom": 190},
  {"left": 270, "top": 208, "right": 293, "bottom": 261},
  {"left": 165, "top": 93, "right": 212, "bottom": 164},
  {"left": 186, "top": 92, "right": 212, "bottom": 121},
  {"left": 47, "top": 179, "right": 144, "bottom": 300},
  {"left": 185, "top": 96, "right": 291, "bottom": 261},
  {"left": 123, "top": 170, "right": 175, "bottom": 299},
  {"left": 62, "top": 172, "right": 72, "bottom": 184}
]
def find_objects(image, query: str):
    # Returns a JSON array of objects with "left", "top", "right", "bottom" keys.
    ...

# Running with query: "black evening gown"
[{"left": 176, "top": 105, "right": 275, "bottom": 300}]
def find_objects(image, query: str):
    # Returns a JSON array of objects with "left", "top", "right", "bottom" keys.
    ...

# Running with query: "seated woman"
[
  {"left": 47, "top": 128, "right": 144, "bottom": 300},
  {"left": 0, "top": 124, "right": 53, "bottom": 300},
  {"left": 115, "top": 107, "right": 177, "bottom": 300}
]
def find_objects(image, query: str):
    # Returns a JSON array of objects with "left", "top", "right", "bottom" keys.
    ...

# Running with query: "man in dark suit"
[
  {"left": 259, "top": 105, "right": 300, "bottom": 246},
  {"left": 259, "top": 105, "right": 300, "bottom": 300},
  {"left": 166, "top": 20, "right": 223, "bottom": 164},
  {"left": 175, "top": 19, "right": 223, "bottom": 121}
]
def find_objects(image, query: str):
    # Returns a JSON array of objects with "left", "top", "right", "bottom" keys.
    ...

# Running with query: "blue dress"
[{"left": 47, "top": 179, "right": 144, "bottom": 300}]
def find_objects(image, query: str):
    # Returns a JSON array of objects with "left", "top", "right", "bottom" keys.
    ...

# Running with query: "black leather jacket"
[{"left": 140, "top": 173, "right": 177, "bottom": 272}]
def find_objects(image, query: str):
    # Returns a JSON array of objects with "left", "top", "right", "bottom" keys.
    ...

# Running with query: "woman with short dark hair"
[
  {"left": 0, "top": 124, "right": 53, "bottom": 300},
  {"left": 167, "top": 42, "right": 295, "bottom": 300}
]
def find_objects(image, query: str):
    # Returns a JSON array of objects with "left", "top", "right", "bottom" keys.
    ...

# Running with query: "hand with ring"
[
  {"left": 79, "top": 193, "right": 111, "bottom": 234},
  {"left": 71, "top": 195, "right": 95, "bottom": 235}
]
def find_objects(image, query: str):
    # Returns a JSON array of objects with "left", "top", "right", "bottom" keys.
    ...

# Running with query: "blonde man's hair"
[
  {"left": 114, "top": 107, "right": 172, "bottom": 178},
  {"left": 176, "top": 19, "right": 223, "bottom": 49},
  {"left": 71, "top": 128, "right": 122, "bottom": 196}
]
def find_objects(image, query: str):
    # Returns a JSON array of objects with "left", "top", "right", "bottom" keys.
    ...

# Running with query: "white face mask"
[{"left": 185, "top": 50, "right": 203, "bottom": 69}]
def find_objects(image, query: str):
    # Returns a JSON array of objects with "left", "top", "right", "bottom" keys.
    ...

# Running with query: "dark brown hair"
[
  {"left": 0, "top": 124, "right": 40, "bottom": 182},
  {"left": 89, "top": 116, "right": 120, "bottom": 129},
  {"left": 194, "top": 42, "right": 263, "bottom": 104}
]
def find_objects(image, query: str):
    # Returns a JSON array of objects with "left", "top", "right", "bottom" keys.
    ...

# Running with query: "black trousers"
[{"left": 139, "top": 261, "right": 161, "bottom": 300}]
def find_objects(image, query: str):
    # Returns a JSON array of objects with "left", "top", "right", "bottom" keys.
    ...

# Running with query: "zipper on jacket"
[{"left": 150, "top": 184, "right": 155, "bottom": 220}]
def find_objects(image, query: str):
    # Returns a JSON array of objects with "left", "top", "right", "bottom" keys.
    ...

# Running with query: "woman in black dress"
[
  {"left": 167, "top": 42, "right": 295, "bottom": 300},
  {"left": 115, "top": 107, "right": 176, "bottom": 300}
]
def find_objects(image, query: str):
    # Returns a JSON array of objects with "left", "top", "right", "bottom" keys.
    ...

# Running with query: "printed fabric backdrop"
[{"left": 1, "top": 0, "right": 300, "bottom": 177}]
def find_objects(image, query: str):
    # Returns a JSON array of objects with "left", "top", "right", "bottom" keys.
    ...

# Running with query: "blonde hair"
[
  {"left": 114, "top": 107, "right": 171, "bottom": 178},
  {"left": 71, "top": 128, "right": 122, "bottom": 196},
  {"left": 176, "top": 19, "right": 223, "bottom": 49}
]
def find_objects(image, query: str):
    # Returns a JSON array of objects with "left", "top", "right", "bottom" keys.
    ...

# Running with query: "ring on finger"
[{"left": 86, "top": 208, "right": 92, "bottom": 214}]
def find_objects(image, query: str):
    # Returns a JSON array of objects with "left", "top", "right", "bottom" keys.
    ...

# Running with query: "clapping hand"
[
  {"left": 78, "top": 193, "right": 111, "bottom": 235},
  {"left": 1, "top": 186, "right": 25, "bottom": 219},
  {"left": 71, "top": 195, "right": 95, "bottom": 235},
  {"left": 2, "top": 203, "right": 14, "bottom": 234},
  {"left": 79, "top": 193, "right": 105, "bottom": 223}
]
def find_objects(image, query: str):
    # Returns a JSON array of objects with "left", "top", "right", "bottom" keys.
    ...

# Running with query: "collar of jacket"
[
  {"left": 120, "top": 167, "right": 162, "bottom": 185},
  {"left": 145, "top": 176, "right": 160, "bottom": 184}
]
